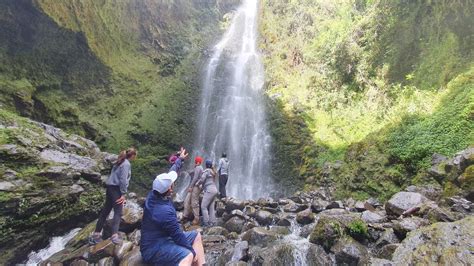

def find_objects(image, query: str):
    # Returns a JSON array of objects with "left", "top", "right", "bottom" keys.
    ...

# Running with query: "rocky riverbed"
[{"left": 42, "top": 183, "right": 473, "bottom": 265}]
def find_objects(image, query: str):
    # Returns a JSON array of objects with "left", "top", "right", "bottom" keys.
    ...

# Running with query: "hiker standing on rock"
[
  {"left": 90, "top": 147, "right": 137, "bottom": 245},
  {"left": 217, "top": 152, "right": 230, "bottom": 199},
  {"left": 141, "top": 149, "right": 206, "bottom": 266},
  {"left": 182, "top": 156, "right": 204, "bottom": 225},
  {"left": 197, "top": 159, "right": 218, "bottom": 227}
]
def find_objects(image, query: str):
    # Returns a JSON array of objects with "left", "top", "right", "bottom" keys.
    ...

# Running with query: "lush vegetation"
[
  {"left": 260, "top": 0, "right": 473, "bottom": 199},
  {"left": 0, "top": 0, "right": 237, "bottom": 192}
]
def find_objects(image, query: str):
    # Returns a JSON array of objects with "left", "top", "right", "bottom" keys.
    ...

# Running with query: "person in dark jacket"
[
  {"left": 90, "top": 147, "right": 137, "bottom": 245},
  {"left": 141, "top": 149, "right": 206, "bottom": 266}
]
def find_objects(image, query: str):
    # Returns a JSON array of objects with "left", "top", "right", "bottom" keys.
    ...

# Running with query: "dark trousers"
[
  {"left": 219, "top": 174, "right": 228, "bottom": 198},
  {"left": 95, "top": 185, "right": 123, "bottom": 234}
]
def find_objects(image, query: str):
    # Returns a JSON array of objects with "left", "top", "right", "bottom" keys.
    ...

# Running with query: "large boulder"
[
  {"left": 385, "top": 192, "right": 428, "bottom": 216},
  {"left": 224, "top": 216, "right": 246, "bottom": 233},
  {"left": 309, "top": 216, "right": 344, "bottom": 251},
  {"left": 392, "top": 216, "right": 474, "bottom": 265},
  {"left": 241, "top": 227, "right": 284, "bottom": 247},
  {"left": 330, "top": 237, "right": 369, "bottom": 265},
  {"left": 296, "top": 208, "right": 315, "bottom": 225},
  {"left": 255, "top": 210, "right": 273, "bottom": 226}
]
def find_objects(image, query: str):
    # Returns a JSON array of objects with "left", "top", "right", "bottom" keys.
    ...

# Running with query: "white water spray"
[
  {"left": 25, "top": 227, "right": 81, "bottom": 265},
  {"left": 194, "top": 0, "right": 273, "bottom": 199}
]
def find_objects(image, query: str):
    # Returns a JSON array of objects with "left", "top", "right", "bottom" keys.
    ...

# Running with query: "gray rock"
[
  {"left": 326, "top": 201, "right": 344, "bottom": 209},
  {"left": 309, "top": 216, "right": 345, "bottom": 251},
  {"left": 393, "top": 217, "right": 430, "bottom": 239},
  {"left": 330, "top": 237, "right": 369, "bottom": 266},
  {"left": 255, "top": 210, "right": 273, "bottom": 225},
  {"left": 0, "top": 181, "right": 15, "bottom": 191},
  {"left": 70, "top": 184, "right": 84, "bottom": 194},
  {"left": 300, "top": 223, "right": 315, "bottom": 238},
  {"left": 127, "top": 229, "right": 141, "bottom": 246},
  {"left": 377, "top": 244, "right": 399, "bottom": 260},
  {"left": 354, "top": 201, "right": 366, "bottom": 212},
  {"left": 225, "top": 198, "right": 245, "bottom": 212},
  {"left": 230, "top": 240, "right": 249, "bottom": 262},
  {"left": 283, "top": 201, "right": 307, "bottom": 212},
  {"left": 361, "top": 210, "right": 385, "bottom": 223},
  {"left": 205, "top": 226, "right": 229, "bottom": 237},
  {"left": 40, "top": 149, "right": 98, "bottom": 172},
  {"left": 405, "top": 185, "right": 443, "bottom": 201},
  {"left": 392, "top": 216, "right": 474, "bottom": 265},
  {"left": 296, "top": 208, "right": 315, "bottom": 225},
  {"left": 225, "top": 216, "right": 246, "bottom": 233},
  {"left": 119, "top": 246, "right": 147, "bottom": 266},
  {"left": 311, "top": 199, "right": 329, "bottom": 213},
  {"left": 243, "top": 205, "right": 257, "bottom": 217},
  {"left": 306, "top": 243, "right": 335, "bottom": 266},
  {"left": 385, "top": 192, "right": 427, "bottom": 216},
  {"left": 113, "top": 240, "right": 133, "bottom": 261},
  {"left": 369, "top": 258, "right": 394, "bottom": 266},
  {"left": 241, "top": 227, "right": 284, "bottom": 247},
  {"left": 375, "top": 229, "right": 400, "bottom": 249}
]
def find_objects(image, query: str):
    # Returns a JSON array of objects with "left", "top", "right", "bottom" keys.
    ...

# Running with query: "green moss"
[{"left": 347, "top": 219, "right": 369, "bottom": 241}]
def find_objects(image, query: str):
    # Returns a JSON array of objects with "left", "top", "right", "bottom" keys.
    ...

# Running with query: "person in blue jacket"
[{"left": 141, "top": 148, "right": 206, "bottom": 266}]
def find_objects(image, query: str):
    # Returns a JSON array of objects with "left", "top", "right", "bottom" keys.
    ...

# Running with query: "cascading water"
[
  {"left": 25, "top": 227, "right": 81, "bottom": 265},
  {"left": 194, "top": 0, "right": 273, "bottom": 199}
]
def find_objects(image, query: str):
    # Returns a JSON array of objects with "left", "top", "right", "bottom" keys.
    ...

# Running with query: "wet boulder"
[
  {"left": 225, "top": 216, "right": 246, "bottom": 233},
  {"left": 241, "top": 227, "right": 285, "bottom": 247},
  {"left": 296, "top": 208, "right": 315, "bottom": 225},
  {"left": 255, "top": 210, "right": 273, "bottom": 225},
  {"left": 225, "top": 198, "right": 245, "bottom": 212}
]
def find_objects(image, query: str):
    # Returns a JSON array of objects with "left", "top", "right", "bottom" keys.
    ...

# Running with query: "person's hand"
[
  {"left": 116, "top": 196, "right": 126, "bottom": 205},
  {"left": 179, "top": 147, "right": 189, "bottom": 159},
  {"left": 187, "top": 188, "right": 192, "bottom": 193}
]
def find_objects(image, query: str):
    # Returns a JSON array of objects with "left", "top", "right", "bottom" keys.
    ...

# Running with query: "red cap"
[{"left": 194, "top": 156, "right": 203, "bottom": 165}]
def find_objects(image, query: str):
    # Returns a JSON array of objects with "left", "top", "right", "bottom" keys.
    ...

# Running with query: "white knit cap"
[{"left": 152, "top": 171, "right": 178, "bottom": 193}]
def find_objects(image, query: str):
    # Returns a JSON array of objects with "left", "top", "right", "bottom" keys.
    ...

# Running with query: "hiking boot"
[
  {"left": 111, "top": 234, "right": 123, "bottom": 245},
  {"left": 88, "top": 234, "right": 102, "bottom": 245}
]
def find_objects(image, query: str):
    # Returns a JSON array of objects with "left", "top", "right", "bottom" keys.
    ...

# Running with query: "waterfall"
[
  {"left": 194, "top": 0, "right": 273, "bottom": 199},
  {"left": 25, "top": 227, "right": 81, "bottom": 265}
]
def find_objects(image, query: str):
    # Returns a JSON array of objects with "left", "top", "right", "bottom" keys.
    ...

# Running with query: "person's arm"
[
  {"left": 169, "top": 157, "right": 183, "bottom": 173},
  {"left": 119, "top": 162, "right": 130, "bottom": 194},
  {"left": 156, "top": 208, "right": 196, "bottom": 256},
  {"left": 217, "top": 159, "right": 223, "bottom": 173}
]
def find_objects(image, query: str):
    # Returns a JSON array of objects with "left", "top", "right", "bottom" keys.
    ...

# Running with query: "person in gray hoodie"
[
  {"left": 197, "top": 159, "right": 218, "bottom": 226},
  {"left": 217, "top": 153, "right": 230, "bottom": 198},
  {"left": 90, "top": 147, "right": 137, "bottom": 245}
]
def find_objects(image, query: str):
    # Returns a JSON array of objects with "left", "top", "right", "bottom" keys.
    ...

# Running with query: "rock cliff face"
[
  {"left": 0, "top": 0, "right": 239, "bottom": 192},
  {"left": 0, "top": 110, "right": 116, "bottom": 264}
]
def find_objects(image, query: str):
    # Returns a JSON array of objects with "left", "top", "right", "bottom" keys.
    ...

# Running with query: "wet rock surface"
[{"left": 0, "top": 116, "right": 115, "bottom": 264}]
